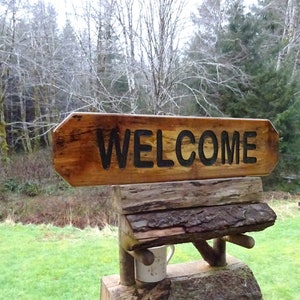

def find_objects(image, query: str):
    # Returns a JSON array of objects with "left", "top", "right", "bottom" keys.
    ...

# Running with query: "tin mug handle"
[{"left": 166, "top": 245, "right": 175, "bottom": 264}]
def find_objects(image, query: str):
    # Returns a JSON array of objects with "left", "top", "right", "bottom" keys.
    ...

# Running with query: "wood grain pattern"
[
  {"left": 53, "top": 113, "right": 279, "bottom": 186},
  {"left": 112, "top": 177, "right": 263, "bottom": 214}
]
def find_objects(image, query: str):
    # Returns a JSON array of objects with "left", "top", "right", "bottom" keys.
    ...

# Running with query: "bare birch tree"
[
  {"left": 71, "top": 0, "right": 133, "bottom": 113},
  {"left": 138, "top": 0, "right": 186, "bottom": 114},
  {"left": 0, "top": 0, "right": 23, "bottom": 156},
  {"left": 26, "top": 1, "right": 60, "bottom": 147},
  {"left": 115, "top": 0, "right": 138, "bottom": 113},
  {"left": 0, "top": 0, "right": 11, "bottom": 158},
  {"left": 274, "top": 0, "right": 300, "bottom": 72}
]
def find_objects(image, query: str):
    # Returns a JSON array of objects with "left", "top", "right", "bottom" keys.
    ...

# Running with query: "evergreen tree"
[
  {"left": 217, "top": 0, "right": 300, "bottom": 190},
  {"left": 184, "top": 0, "right": 249, "bottom": 116}
]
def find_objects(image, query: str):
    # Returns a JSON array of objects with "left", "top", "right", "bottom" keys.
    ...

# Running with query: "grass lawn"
[
  {"left": 230, "top": 199, "right": 300, "bottom": 300},
  {"left": 0, "top": 199, "right": 299, "bottom": 299},
  {"left": 0, "top": 225, "right": 119, "bottom": 299}
]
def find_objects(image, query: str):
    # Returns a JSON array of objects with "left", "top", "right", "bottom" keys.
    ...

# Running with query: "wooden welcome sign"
[{"left": 53, "top": 113, "right": 279, "bottom": 186}]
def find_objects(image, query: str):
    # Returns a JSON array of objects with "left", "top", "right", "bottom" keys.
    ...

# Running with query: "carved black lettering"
[
  {"left": 221, "top": 131, "right": 240, "bottom": 164},
  {"left": 175, "top": 130, "right": 196, "bottom": 167},
  {"left": 134, "top": 130, "right": 154, "bottom": 168},
  {"left": 157, "top": 130, "right": 174, "bottom": 167},
  {"left": 96, "top": 128, "right": 130, "bottom": 169},
  {"left": 199, "top": 130, "right": 218, "bottom": 166},
  {"left": 243, "top": 131, "right": 257, "bottom": 163}
]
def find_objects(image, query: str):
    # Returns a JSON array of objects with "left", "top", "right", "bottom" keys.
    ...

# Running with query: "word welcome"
[{"left": 96, "top": 128, "right": 257, "bottom": 169}]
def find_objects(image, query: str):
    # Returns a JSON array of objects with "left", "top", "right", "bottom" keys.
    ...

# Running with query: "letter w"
[{"left": 96, "top": 128, "right": 130, "bottom": 169}]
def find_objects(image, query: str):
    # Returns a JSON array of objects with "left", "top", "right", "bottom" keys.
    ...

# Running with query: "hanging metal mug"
[{"left": 135, "top": 245, "right": 175, "bottom": 283}]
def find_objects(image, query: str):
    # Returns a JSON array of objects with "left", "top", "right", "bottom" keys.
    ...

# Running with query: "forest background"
[{"left": 0, "top": 0, "right": 300, "bottom": 227}]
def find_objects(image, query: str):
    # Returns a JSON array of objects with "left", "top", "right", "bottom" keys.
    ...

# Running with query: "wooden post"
[
  {"left": 213, "top": 238, "right": 226, "bottom": 266},
  {"left": 118, "top": 217, "right": 135, "bottom": 286}
]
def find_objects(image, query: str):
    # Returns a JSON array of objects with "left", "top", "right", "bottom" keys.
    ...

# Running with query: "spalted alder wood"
[
  {"left": 120, "top": 203, "right": 276, "bottom": 250},
  {"left": 53, "top": 112, "right": 279, "bottom": 186},
  {"left": 112, "top": 177, "right": 263, "bottom": 214}
]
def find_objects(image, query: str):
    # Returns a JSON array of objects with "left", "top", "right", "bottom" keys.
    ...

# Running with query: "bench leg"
[{"left": 193, "top": 238, "right": 226, "bottom": 267}]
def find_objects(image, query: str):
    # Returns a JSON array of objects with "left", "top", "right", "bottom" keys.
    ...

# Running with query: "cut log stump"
[{"left": 100, "top": 256, "right": 262, "bottom": 300}]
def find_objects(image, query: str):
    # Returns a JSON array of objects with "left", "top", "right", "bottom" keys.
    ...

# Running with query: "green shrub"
[
  {"left": 21, "top": 182, "right": 40, "bottom": 197},
  {"left": 2, "top": 179, "right": 40, "bottom": 197},
  {"left": 3, "top": 178, "right": 21, "bottom": 193}
]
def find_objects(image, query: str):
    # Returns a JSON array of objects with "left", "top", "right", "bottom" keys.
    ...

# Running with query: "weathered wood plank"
[
  {"left": 112, "top": 177, "right": 263, "bottom": 214},
  {"left": 121, "top": 203, "right": 276, "bottom": 250}
]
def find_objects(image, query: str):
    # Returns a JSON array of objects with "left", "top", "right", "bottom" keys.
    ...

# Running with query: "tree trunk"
[
  {"left": 276, "top": 0, "right": 300, "bottom": 72},
  {"left": 0, "top": 94, "right": 8, "bottom": 159}
]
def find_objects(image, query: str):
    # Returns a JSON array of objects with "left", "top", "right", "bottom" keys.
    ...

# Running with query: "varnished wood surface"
[{"left": 53, "top": 113, "right": 279, "bottom": 186}]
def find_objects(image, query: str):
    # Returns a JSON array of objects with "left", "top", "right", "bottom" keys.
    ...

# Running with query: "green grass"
[
  {"left": 227, "top": 200, "right": 300, "bottom": 300},
  {"left": 0, "top": 200, "right": 299, "bottom": 299},
  {"left": 0, "top": 224, "right": 119, "bottom": 299}
]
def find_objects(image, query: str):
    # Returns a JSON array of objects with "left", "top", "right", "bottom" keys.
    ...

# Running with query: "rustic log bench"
[{"left": 110, "top": 177, "right": 276, "bottom": 287}]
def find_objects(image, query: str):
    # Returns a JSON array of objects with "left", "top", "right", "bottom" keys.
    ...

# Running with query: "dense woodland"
[{"left": 1, "top": 0, "right": 300, "bottom": 190}]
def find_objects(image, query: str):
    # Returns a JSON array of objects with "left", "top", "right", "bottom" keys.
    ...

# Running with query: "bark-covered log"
[
  {"left": 127, "top": 202, "right": 276, "bottom": 233},
  {"left": 112, "top": 177, "right": 263, "bottom": 214},
  {"left": 121, "top": 203, "right": 276, "bottom": 250}
]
